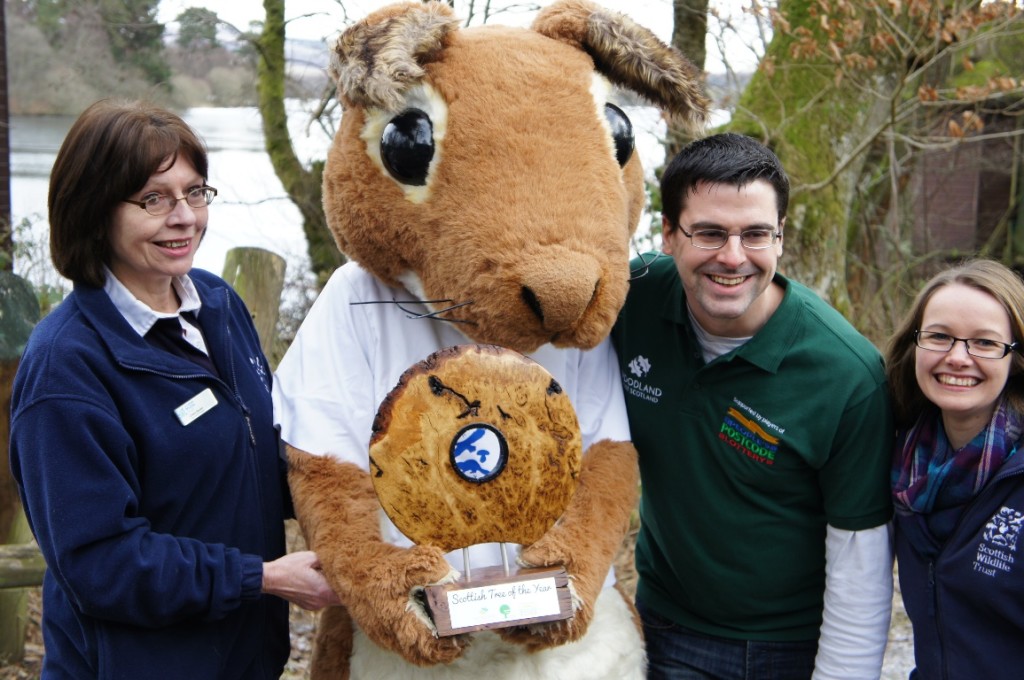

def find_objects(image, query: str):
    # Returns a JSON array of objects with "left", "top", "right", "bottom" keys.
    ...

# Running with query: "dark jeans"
[{"left": 638, "top": 601, "right": 818, "bottom": 680}]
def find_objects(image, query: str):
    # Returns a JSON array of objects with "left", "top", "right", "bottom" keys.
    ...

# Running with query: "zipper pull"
[{"left": 243, "top": 410, "right": 256, "bottom": 447}]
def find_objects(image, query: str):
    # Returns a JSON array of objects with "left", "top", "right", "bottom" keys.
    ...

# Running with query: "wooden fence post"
[
  {"left": 221, "top": 247, "right": 287, "bottom": 363},
  {"left": 0, "top": 271, "right": 41, "bottom": 663}
]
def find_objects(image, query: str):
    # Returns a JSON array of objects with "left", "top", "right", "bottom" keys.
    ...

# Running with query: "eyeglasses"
[
  {"left": 123, "top": 186, "right": 218, "bottom": 216},
  {"left": 914, "top": 330, "right": 1018, "bottom": 359},
  {"left": 677, "top": 227, "right": 781, "bottom": 250}
]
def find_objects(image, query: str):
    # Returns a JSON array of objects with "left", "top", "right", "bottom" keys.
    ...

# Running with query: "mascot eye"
[
  {"left": 604, "top": 103, "right": 634, "bottom": 167},
  {"left": 380, "top": 109, "right": 435, "bottom": 186}
]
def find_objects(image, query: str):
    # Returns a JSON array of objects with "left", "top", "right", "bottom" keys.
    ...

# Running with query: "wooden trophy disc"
[{"left": 369, "top": 344, "right": 582, "bottom": 635}]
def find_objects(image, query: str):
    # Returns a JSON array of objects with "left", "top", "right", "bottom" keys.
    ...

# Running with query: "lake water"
[{"left": 10, "top": 102, "right": 669, "bottom": 292}]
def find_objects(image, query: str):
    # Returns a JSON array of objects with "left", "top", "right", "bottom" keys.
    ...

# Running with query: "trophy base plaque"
[{"left": 424, "top": 565, "right": 573, "bottom": 636}]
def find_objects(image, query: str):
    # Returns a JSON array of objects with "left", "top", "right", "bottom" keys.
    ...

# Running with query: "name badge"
[{"left": 174, "top": 388, "right": 218, "bottom": 426}]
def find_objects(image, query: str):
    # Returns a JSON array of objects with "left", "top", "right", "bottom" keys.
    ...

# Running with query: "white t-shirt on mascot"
[{"left": 273, "top": 261, "right": 630, "bottom": 580}]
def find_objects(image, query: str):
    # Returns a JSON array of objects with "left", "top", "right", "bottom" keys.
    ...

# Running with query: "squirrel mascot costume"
[{"left": 271, "top": 1, "right": 707, "bottom": 678}]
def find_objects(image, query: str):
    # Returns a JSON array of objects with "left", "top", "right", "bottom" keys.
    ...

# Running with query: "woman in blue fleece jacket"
[
  {"left": 9, "top": 100, "right": 338, "bottom": 679},
  {"left": 886, "top": 259, "right": 1024, "bottom": 680}
]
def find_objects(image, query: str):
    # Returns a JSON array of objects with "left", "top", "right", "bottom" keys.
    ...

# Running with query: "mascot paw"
[
  {"left": 340, "top": 542, "right": 471, "bottom": 666},
  {"left": 518, "top": 535, "right": 573, "bottom": 573},
  {"left": 494, "top": 600, "right": 591, "bottom": 652},
  {"left": 494, "top": 552, "right": 591, "bottom": 651}
]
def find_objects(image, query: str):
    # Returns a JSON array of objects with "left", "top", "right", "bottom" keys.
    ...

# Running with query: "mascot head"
[{"left": 323, "top": 0, "right": 707, "bottom": 353}]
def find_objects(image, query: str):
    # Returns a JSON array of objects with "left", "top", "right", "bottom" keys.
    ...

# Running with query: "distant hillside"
[{"left": 9, "top": 2, "right": 747, "bottom": 117}]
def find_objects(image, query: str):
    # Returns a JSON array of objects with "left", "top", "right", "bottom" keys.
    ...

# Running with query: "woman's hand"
[{"left": 262, "top": 550, "right": 341, "bottom": 611}]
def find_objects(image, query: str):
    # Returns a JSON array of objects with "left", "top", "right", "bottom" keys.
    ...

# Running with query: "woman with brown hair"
[
  {"left": 9, "top": 100, "right": 337, "bottom": 679},
  {"left": 887, "top": 258, "right": 1024, "bottom": 679}
]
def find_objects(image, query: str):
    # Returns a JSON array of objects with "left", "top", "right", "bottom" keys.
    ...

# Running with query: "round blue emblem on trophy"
[{"left": 450, "top": 423, "right": 508, "bottom": 483}]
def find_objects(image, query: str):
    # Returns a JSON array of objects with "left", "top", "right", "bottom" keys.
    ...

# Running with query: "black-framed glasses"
[
  {"left": 914, "top": 330, "right": 1018, "bottom": 359},
  {"left": 123, "top": 186, "right": 218, "bottom": 216},
  {"left": 678, "top": 226, "right": 781, "bottom": 250}
]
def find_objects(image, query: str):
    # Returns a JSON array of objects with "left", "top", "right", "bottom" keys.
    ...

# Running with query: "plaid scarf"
[{"left": 893, "top": 399, "right": 1021, "bottom": 541}]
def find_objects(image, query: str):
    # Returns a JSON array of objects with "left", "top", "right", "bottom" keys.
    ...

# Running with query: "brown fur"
[
  {"left": 288, "top": 447, "right": 468, "bottom": 666},
  {"left": 330, "top": 2, "right": 460, "bottom": 112},
  {"left": 322, "top": 1, "right": 706, "bottom": 354},
  {"left": 310, "top": 606, "right": 355, "bottom": 680},
  {"left": 531, "top": 0, "right": 709, "bottom": 129},
  {"left": 323, "top": 26, "right": 642, "bottom": 352},
  {"left": 294, "top": 1, "right": 708, "bottom": 675}
]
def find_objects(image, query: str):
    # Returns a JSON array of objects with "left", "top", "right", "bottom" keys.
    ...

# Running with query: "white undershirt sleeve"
[{"left": 812, "top": 523, "right": 894, "bottom": 680}]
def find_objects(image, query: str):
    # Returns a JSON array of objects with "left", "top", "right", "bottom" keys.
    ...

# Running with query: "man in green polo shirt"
[{"left": 612, "top": 133, "right": 893, "bottom": 679}]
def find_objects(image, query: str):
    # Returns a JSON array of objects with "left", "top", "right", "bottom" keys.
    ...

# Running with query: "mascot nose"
[{"left": 518, "top": 254, "right": 601, "bottom": 332}]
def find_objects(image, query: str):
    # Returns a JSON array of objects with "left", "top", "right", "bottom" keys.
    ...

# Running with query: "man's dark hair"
[{"left": 660, "top": 133, "right": 789, "bottom": 233}]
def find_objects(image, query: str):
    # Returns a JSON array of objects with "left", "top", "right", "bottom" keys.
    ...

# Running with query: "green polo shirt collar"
[{"left": 662, "top": 272, "right": 801, "bottom": 375}]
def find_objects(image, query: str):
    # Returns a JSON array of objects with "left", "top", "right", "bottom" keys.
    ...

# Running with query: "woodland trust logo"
[
  {"left": 718, "top": 398, "right": 783, "bottom": 466},
  {"left": 628, "top": 355, "right": 651, "bottom": 377},
  {"left": 973, "top": 506, "right": 1023, "bottom": 578},
  {"left": 622, "top": 355, "right": 661, "bottom": 404}
]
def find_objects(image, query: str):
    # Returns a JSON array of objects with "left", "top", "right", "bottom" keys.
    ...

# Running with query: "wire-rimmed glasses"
[
  {"left": 123, "top": 186, "right": 218, "bottom": 216},
  {"left": 678, "top": 226, "right": 781, "bottom": 250}
]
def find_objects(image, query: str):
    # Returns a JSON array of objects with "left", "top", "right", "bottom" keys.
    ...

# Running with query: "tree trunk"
[
  {"left": 666, "top": 0, "right": 709, "bottom": 158},
  {"left": 725, "top": 0, "right": 888, "bottom": 316},
  {"left": 257, "top": 0, "right": 344, "bottom": 287}
]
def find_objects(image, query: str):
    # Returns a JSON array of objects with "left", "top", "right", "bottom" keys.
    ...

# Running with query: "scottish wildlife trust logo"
[
  {"left": 973, "top": 505, "right": 1023, "bottom": 578},
  {"left": 450, "top": 423, "right": 508, "bottom": 484},
  {"left": 628, "top": 355, "right": 651, "bottom": 378}
]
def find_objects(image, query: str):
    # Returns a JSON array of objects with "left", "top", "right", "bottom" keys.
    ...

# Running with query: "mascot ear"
[
  {"left": 329, "top": 2, "right": 460, "bottom": 111},
  {"left": 532, "top": 0, "right": 708, "bottom": 130}
]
